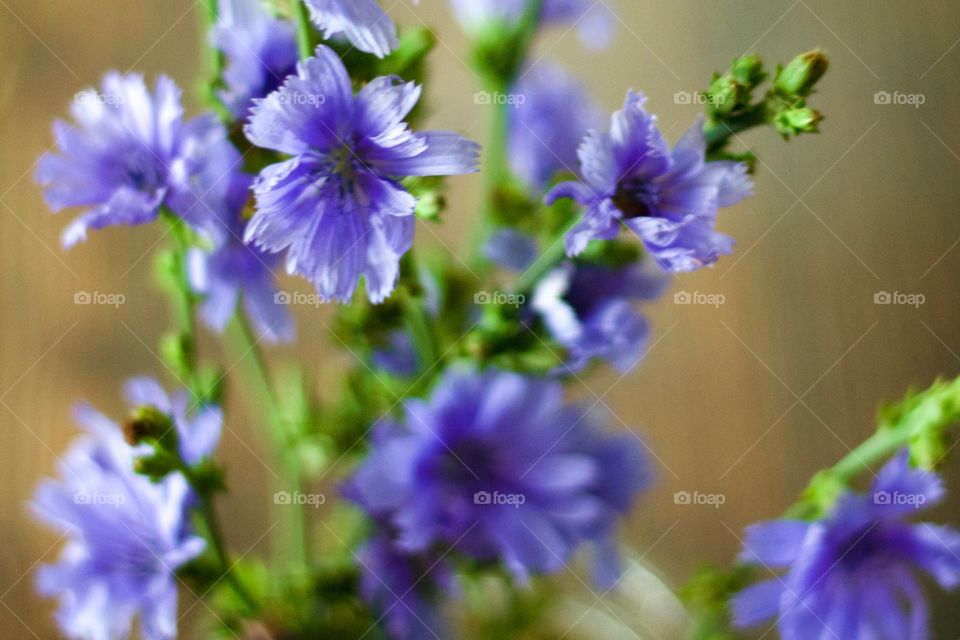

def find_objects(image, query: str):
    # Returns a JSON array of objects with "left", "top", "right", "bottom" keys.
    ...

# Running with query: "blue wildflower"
[
  {"left": 486, "top": 229, "right": 667, "bottom": 372},
  {"left": 733, "top": 451, "right": 960, "bottom": 640},
  {"left": 547, "top": 91, "right": 753, "bottom": 272},
  {"left": 508, "top": 62, "right": 602, "bottom": 190},
  {"left": 244, "top": 45, "right": 480, "bottom": 303},
  {"left": 212, "top": 0, "right": 299, "bottom": 118},
  {"left": 346, "top": 368, "right": 650, "bottom": 585},
  {"left": 356, "top": 534, "right": 451, "bottom": 640},
  {"left": 304, "top": 0, "right": 404, "bottom": 58},
  {"left": 32, "top": 378, "right": 222, "bottom": 639},
  {"left": 36, "top": 73, "right": 242, "bottom": 247},
  {"left": 449, "top": 0, "right": 616, "bottom": 49},
  {"left": 533, "top": 261, "right": 667, "bottom": 372},
  {"left": 187, "top": 171, "right": 294, "bottom": 343}
]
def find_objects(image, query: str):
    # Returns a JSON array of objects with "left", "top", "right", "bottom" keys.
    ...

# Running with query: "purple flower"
[
  {"left": 449, "top": 0, "right": 616, "bottom": 48},
  {"left": 372, "top": 330, "right": 419, "bottom": 377},
  {"left": 244, "top": 46, "right": 479, "bottom": 303},
  {"left": 304, "top": 0, "right": 402, "bottom": 58},
  {"left": 36, "top": 73, "right": 242, "bottom": 247},
  {"left": 31, "top": 378, "right": 222, "bottom": 639},
  {"left": 212, "top": 0, "right": 299, "bottom": 118},
  {"left": 357, "top": 534, "right": 451, "bottom": 640},
  {"left": 732, "top": 451, "right": 960, "bottom": 640},
  {"left": 508, "top": 63, "right": 602, "bottom": 190},
  {"left": 533, "top": 261, "right": 667, "bottom": 372},
  {"left": 188, "top": 172, "right": 294, "bottom": 343},
  {"left": 546, "top": 91, "right": 753, "bottom": 272},
  {"left": 346, "top": 368, "right": 650, "bottom": 585}
]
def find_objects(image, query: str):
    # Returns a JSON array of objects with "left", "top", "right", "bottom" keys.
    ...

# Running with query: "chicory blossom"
[
  {"left": 449, "top": 0, "right": 616, "bottom": 49},
  {"left": 212, "top": 0, "right": 299, "bottom": 118},
  {"left": 244, "top": 45, "right": 479, "bottom": 303},
  {"left": 32, "top": 378, "right": 222, "bottom": 639},
  {"left": 304, "top": 0, "right": 403, "bottom": 58},
  {"left": 546, "top": 91, "right": 753, "bottom": 272},
  {"left": 36, "top": 73, "right": 241, "bottom": 247},
  {"left": 346, "top": 368, "right": 650, "bottom": 585},
  {"left": 187, "top": 172, "right": 294, "bottom": 343},
  {"left": 533, "top": 261, "right": 667, "bottom": 372},
  {"left": 732, "top": 451, "right": 960, "bottom": 639},
  {"left": 508, "top": 63, "right": 602, "bottom": 190}
]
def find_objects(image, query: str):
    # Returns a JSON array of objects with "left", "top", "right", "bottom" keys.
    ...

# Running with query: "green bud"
[
  {"left": 134, "top": 451, "right": 180, "bottom": 481},
  {"left": 773, "top": 106, "right": 823, "bottom": 137},
  {"left": 730, "top": 53, "right": 766, "bottom": 87},
  {"left": 124, "top": 405, "right": 175, "bottom": 447},
  {"left": 414, "top": 190, "right": 445, "bottom": 222},
  {"left": 774, "top": 49, "right": 829, "bottom": 97}
]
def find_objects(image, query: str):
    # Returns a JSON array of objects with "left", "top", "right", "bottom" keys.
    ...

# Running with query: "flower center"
[{"left": 613, "top": 179, "right": 660, "bottom": 219}]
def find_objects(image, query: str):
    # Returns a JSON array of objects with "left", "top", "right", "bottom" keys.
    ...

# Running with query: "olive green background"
[{"left": 2, "top": 1, "right": 960, "bottom": 637}]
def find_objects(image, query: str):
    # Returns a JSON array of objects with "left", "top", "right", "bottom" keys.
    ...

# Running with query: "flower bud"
[
  {"left": 123, "top": 405, "right": 174, "bottom": 447},
  {"left": 774, "top": 106, "right": 823, "bottom": 137},
  {"left": 774, "top": 50, "right": 829, "bottom": 97}
]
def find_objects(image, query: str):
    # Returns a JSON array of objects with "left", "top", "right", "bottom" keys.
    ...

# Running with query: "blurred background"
[{"left": 2, "top": 0, "right": 960, "bottom": 637}]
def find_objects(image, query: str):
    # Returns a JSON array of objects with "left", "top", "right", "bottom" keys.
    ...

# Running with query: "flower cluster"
[{"left": 32, "top": 379, "right": 221, "bottom": 639}]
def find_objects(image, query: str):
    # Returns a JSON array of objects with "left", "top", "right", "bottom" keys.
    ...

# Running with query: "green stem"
[
  {"left": 231, "top": 308, "right": 311, "bottom": 569},
  {"left": 193, "top": 483, "right": 258, "bottom": 611},
  {"left": 513, "top": 220, "right": 575, "bottom": 293},
  {"left": 162, "top": 213, "right": 204, "bottom": 401},
  {"left": 704, "top": 107, "right": 768, "bottom": 153},
  {"left": 293, "top": 0, "right": 315, "bottom": 59}
]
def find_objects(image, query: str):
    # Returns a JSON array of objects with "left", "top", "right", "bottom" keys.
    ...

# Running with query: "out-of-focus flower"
[
  {"left": 187, "top": 172, "right": 294, "bottom": 343},
  {"left": 244, "top": 46, "right": 479, "bottom": 303},
  {"left": 533, "top": 261, "right": 667, "bottom": 372},
  {"left": 508, "top": 63, "right": 602, "bottom": 190},
  {"left": 304, "top": 0, "right": 402, "bottom": 58},
  {"left": 36, "top": 73, "right": 241, "bottom": 247},
  {"left": 347, "top": 368, "right": 650, "bottom": 585},
  {"left": 449, "top": 0, "right": 616, "bottom": 49},
  {"left": 732, "top": 451, "right": 960, "bottom": 640},
  {"left": 213, "top": 0, "right": 299, "bottom": 118},
  {"left": 356, "top": 534, "right": 451, "bottom": 640},
  {"left": 547, "top": 91, "right": 753, "bottom": 272},
  {"left": 32, "top": 378, "right": 222, "bottom": 639}
]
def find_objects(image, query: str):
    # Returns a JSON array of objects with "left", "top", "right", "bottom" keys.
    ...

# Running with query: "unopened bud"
[
  {"left": 774, "top": 50, "right": 829, "bottom": 97},
  {"left": 774, "top": 106, "right": 823, "bottom": 137},
  {"left": 123, "top": 405, "right": 174, "bottom": 447}
]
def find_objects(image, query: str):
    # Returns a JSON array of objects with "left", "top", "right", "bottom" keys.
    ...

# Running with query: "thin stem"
[
  {"left": 193, "top": 484, "right": 258, "bottom": 611},
  {"left": 513, "top": 220, "right": 575, "bottom": 293},
  {"left": 231, "top": 308, "right": 311, "bottom": 569},
  {"left": 292, "top": 0, "right": 314, "bottom": 59},
  {"left": 704, "top": 107, "right": 768, "bottom": 153},
  {"left": 162, "top": 213, "right": 204, "bottom": 402}
]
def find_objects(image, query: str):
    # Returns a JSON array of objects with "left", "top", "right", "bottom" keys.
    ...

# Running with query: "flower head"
[
  {"left": 36, "top": 73, "right": 241, "bottom": 247},
  {"left": 188, "top": 171, "right": 294, "bottom": 343},
  {"left": 32, "top": 378, "right": 221, "bottom": 639},
  {"left": 547, "top": 91, "right": 753, "bottom": 272},
  {"left": 213, "top": 0, "right": 299, "bottom": 118},
  {"left": 449, "top": 0, "right": 616, "bottom": 49},
  {"left": 356, "top": 534, "right": 451, "bottom": 640},
  {"left": 304, "top": 0, "right": 403, "bottom": 58},
  {"left": 732, "top": 451, "right": 960, "bottom": 640},
  {"left": 346, "top": 368, "right": 650, "bottom": 585},
  {"left": 244, "top": 45, "right": 479, "bottom": 303},
  {"left": 508, "top": 63, "right": 602, "bottom": 190},
  {"left": 533, "top": 261, "right": 667, "bottom": 372}
]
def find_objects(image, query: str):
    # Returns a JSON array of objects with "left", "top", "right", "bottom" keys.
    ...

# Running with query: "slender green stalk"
[
  {"left": 292, "top": 0, "right": 315, "bottom": 59},
  {"left": 232, "top": 308, "right": 311, "bottom": 569},
  {"left": 161, "top": 212, "right": 205, "bottom": 402}
]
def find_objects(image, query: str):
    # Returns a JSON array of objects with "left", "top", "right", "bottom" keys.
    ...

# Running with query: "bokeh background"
[{"left": 3, "top": 0, "right": 960, "bottom": 637}]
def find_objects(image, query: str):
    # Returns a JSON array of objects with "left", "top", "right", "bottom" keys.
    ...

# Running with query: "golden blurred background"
[{"left": 2, "top": 0, "right": 960, "bottom": 637}]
